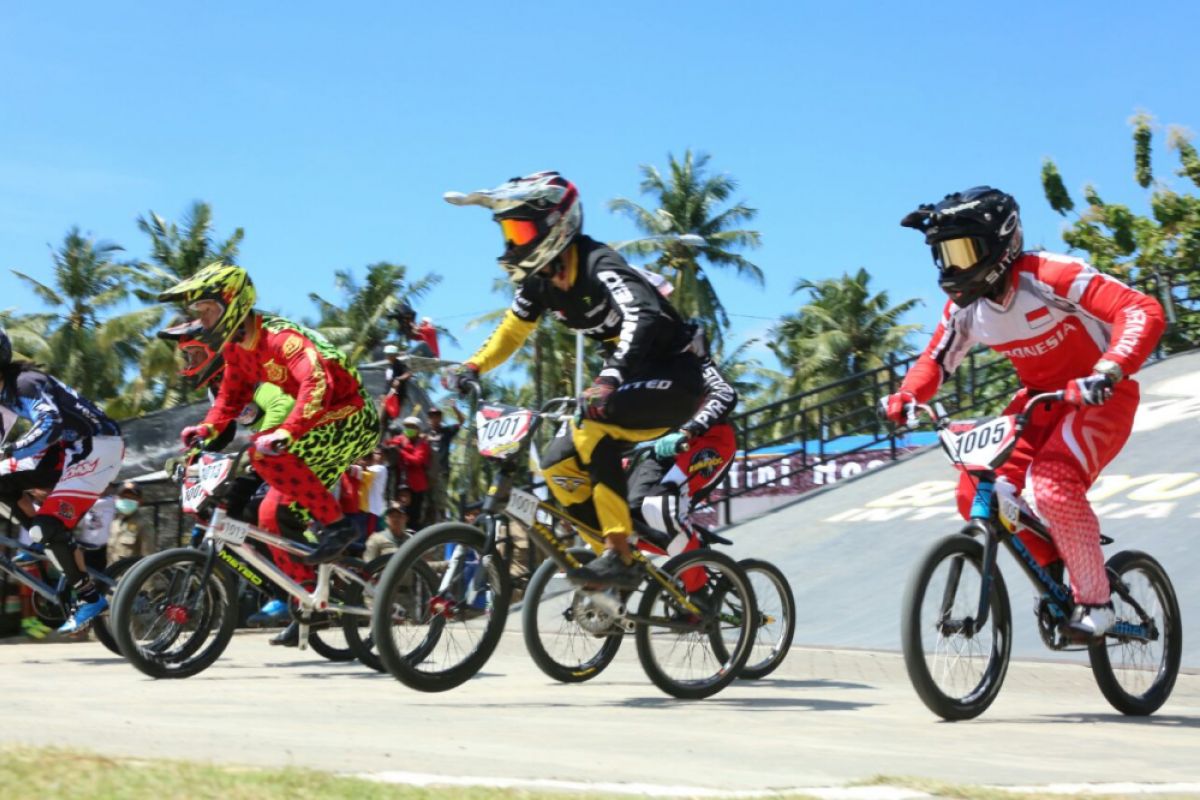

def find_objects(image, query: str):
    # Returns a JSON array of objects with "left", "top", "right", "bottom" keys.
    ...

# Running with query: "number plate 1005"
[{"left": 507, "top": 489, "right": 539, "bottom": 526}]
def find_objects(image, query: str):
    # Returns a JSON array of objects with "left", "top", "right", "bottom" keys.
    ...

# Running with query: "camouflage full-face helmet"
[{"left": 158, "top": 262, "right": 257, "bottom": 352}]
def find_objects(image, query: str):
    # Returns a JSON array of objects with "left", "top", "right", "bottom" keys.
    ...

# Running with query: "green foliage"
[
  {"left": 308, "top": 262, "right": 442, "bottom": 363},
  {"left": 1133, "top": 112, "right": 1154, "bottom": 189},
  {"left": 9, "top": 229, "right": 155, "bottom": 406},
  {"left": 753, "top": 268, "right": 921, "bottom": 445},
  {"left": 1041, "top": 159, "right": 1074, "bottom": 216},
  {"left": 608, "top": 150, "right": 762, "bottom": 350},
  {"left": 1042, "top": 112, "right": 1200, "bottom": 351}
]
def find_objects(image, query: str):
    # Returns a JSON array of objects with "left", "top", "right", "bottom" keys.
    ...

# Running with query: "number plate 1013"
[{"left": 214, "top": 518, "right": 251, "bottom": 545}]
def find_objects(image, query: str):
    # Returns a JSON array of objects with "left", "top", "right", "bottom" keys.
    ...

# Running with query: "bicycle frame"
[
  {"left": 168, "top": 447, "right": 376, "bottom": 649},
  {"left": 913, "top": 393, "right": 1156, "bottom": 646},
  {"left": 462, "top": 393, "right": 705, "bottom": 621},
  {"left": 0, "top": 533, "right": 114, "bottom": 609}
]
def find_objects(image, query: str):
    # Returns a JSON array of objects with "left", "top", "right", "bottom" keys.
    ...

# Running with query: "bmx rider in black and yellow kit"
[{"left": 444, "top": 171, "right": 706, "bottom": 589}]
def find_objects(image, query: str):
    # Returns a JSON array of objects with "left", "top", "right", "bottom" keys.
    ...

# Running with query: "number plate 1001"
[{"left": 507, "top": 489, "right": 539, "bottom": 526}]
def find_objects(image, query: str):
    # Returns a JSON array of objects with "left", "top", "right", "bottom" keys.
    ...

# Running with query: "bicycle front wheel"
[
  {"left": 1089, "top": 550, "right": 1182, "bottom": 716},
  {"left": 901, "top": 534, "right": 1011, "bottom": 721},
  {"left": 111, "top": 548, "right": 239, "bottom": 679},
  {"left": 343, "top": 555, "right": 439, "bottom": 673},
  {"left": 635, "top": 549, "right": 757, "bottom": 700},
  {"left": 522, "top": 547, "right": 624, "bottom": 683},
  {"left": 736, "top": 558, "right": 796, "bottom": 680},
  {"left": 371, "top": 523, "right": 512, "bottom": 692}
]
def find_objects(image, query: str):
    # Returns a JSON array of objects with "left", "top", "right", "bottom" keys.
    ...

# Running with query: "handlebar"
[{"left": 906, "top": 390, "right": 1066, "bottom": 431}]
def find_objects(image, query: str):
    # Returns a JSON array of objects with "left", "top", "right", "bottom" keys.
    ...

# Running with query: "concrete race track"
[
  {"left": 2, "top": 631, "right": 1198, "bottom": 794},
  {"left": 3, "top": 352, "right": 1200, "bottom": 794}
]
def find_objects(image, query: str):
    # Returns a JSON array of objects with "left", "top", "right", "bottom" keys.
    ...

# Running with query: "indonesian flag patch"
[{"left": 1025, "top": 306, "right": 1052, "bottom": 330}]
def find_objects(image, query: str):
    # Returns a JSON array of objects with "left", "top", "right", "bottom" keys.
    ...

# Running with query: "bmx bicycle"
[
  {"left": 899, "top": 391, "right": 1181, "bottom": 720},
  {"left": 370, "top": 390, "right": 760, "bottom": 699}
]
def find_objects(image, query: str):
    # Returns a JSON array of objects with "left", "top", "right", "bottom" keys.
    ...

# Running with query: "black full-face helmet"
[
  {"left": 901, "top": 186, "right": 1024, "bottom": 306},
  {"left": 444, "top": 171, "right": 583, "bottom": 284}
]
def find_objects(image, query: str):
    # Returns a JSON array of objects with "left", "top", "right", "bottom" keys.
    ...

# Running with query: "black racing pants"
[{"left": 540, "top": 355, "right": 702, "bottom": 538}]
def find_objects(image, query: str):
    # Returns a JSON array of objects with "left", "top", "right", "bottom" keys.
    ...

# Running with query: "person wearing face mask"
[
  {"left": 106, "top": 481, "right": 154, "bottom": 565},
  {"left": 386, "top": 416, "right": 431, "bottom": 527}
]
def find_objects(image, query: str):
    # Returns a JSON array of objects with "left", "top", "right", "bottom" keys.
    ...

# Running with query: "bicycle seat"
[{"left": 632, "top": 518, "right": 672, "bottom": 551}]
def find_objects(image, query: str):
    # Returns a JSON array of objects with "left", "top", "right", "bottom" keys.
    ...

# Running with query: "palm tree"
[
  {"left": 11, "top": 228, "right": 159, "bottom": 406},
  {"left": 0, "top": 309, "right": 53, "bottom": 363},
  {"left": 122, "top": 201, "right": 246, "bottom": 413},
  {"left": 769, "top": 268, "right": 921, "bottom": 396},
  {"left": 134, "top": 201, "right": 244, "bottom": 296},
  {"left": 308, "top": 262, "right": 443, "bottom": 363},
  {"left": 765, "top": 268, "right": 921, "bottom": 442},
  {"left": 608, "top": 150, "right": 763, "bottom": 349}
]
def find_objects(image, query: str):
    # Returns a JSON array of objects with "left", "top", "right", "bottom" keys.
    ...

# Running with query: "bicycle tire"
[
  {"left": 635, "top": 548, "right": 756, "bottom": 700},
  {"left": 900, "top": 533, "right": 1011, "bottom": 721},
  {"left": 92, "top": 556, "right": 141, "bottom": 656},
  {"left": 736, "top": 558, "right": 796, "bottom": 680},
  {"left": 522, "top": 547, "right": 623, "bottom": 683},
  {"left": 1088, "top": 550, "right": 1182, "bottom": 716},
  {"left": 111, "top": 548, "right": 239, "bottom": 679},
  {"left": 371, "top": 522, "right": 512, "bottom": 692},
  {"left": 343, "top": 555, "right": 439, "bottom": 673}
]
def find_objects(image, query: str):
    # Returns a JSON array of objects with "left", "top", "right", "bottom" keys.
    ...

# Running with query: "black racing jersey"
[
  {"left": 684, "top": 356, "right": 738, "bottom": 436},
  {"left": 0, "top": 367, "right": 120, "bottom": 459},
  {"left": 472, "top": 235, "right": 693, "bottom": 383}
]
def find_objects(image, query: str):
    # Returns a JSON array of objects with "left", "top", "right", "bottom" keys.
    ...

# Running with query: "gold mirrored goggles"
[{"left": 935, "top": 237, "right": 989, "bottom": 271}]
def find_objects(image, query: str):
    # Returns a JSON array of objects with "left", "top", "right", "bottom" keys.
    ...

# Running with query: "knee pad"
[
  {"left": 640, "top": 486, "right": 681, "bottom": 538},
  {"left": 28, "top": 515, "right": 68, "bottom": 546}
]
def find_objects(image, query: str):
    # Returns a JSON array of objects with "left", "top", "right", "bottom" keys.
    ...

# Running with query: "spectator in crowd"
[
  {"left": 388, "top": 416, "right": 432, "bottom": 526},
  {"left": 79, "top": 490, "right": 116, "bottom": 554},
  {"left": 8, "top": 489, "right": 52, "bottom": 639},
  {"left": 361, "top": 448, "right": 388, "bottom": 532},
  {"left": 382, "top": 344, "right": 412, "bottom": 421},
  {"left": 412, "top": 317, "right": 440, "bottom": 358},
  {"left": 106, "top": 482, "right": 154, "bottom": 565},
  {"left": 426, "top": 405, "right": 464, "bottom": 521},
  {"left": 363, "top": 503, "right": 411, "bottom": 562},
  {"left": 337, "top": 468, "right": 364, "bottom": 550}
]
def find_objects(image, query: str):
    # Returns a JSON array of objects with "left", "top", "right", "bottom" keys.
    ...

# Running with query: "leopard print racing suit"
[{"left": 202, "top": 314, "right": 378, "bottom": 553}]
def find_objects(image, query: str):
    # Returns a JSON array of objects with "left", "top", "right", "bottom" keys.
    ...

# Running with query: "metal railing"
[{"left": 698, "top": 347, "right": 1021, "bottom": 527}]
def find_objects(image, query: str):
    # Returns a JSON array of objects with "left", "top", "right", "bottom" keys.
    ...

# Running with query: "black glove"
[
  {"left": 442, "top": 363, "right": 480, "bottom": 396},
  {"left": 1064, "top": 374, "right": 1113, "bottom": 406},
  {"left": 582, "top": 377, "right": 619, "bottom": 420}
]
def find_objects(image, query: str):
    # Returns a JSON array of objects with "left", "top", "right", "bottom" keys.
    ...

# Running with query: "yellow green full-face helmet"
[{"left": 158, "top": 262, "right": 256, "bottom": 352}]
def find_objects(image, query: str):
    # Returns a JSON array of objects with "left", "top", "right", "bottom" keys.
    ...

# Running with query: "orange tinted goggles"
[{"left": 499, "top": 218, "right": 538, "bottom": 246}]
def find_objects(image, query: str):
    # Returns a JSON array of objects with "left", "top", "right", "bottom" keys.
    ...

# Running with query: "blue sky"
[{"left": 2, "top": 2, "right": 1198, "bottom": 367}]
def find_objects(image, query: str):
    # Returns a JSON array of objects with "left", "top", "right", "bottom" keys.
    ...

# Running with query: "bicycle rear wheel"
[
  {"left": 343, "top": 555, "right": 439, "bottom": 672},
  {"left": 371, "top": 523, "right": 512, "bottom": 692},
  {"left": 736, "top": 558, "right": 796, "bottom": 680},
  {"left": 522, "top": 547, "right": 624, "bottom": 683},
  {"left": 635, "top": 549, "right": 756, "bottom": 700},
  {"left": 1089, "top": 550, "right": 1182, "bottom": 716},
  {"left": 111, "top": 548, "right": 239, "bottom": 679},
  {"left": 92, "top": 556, "right": 141, "bottom": 655},
  {"left": 901, "top": 533, "right": 1011, "bottom": 721}
]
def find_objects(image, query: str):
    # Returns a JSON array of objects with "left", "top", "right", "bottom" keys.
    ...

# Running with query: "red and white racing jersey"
[{"left": 902, "top": 252, "right": 1165, "bottom": 399}]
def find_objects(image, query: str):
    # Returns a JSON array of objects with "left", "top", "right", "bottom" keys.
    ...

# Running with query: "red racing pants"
[{"left": 954, "top": 382, "right": 1139, "bottom": 604}]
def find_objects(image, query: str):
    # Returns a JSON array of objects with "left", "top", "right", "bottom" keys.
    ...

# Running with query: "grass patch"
[
  {"left": 857, "top": 774, "right": 1200, "bottom": 800},
  {"left": 0, "top": 747, "right": 657, "bottom": 800}
]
